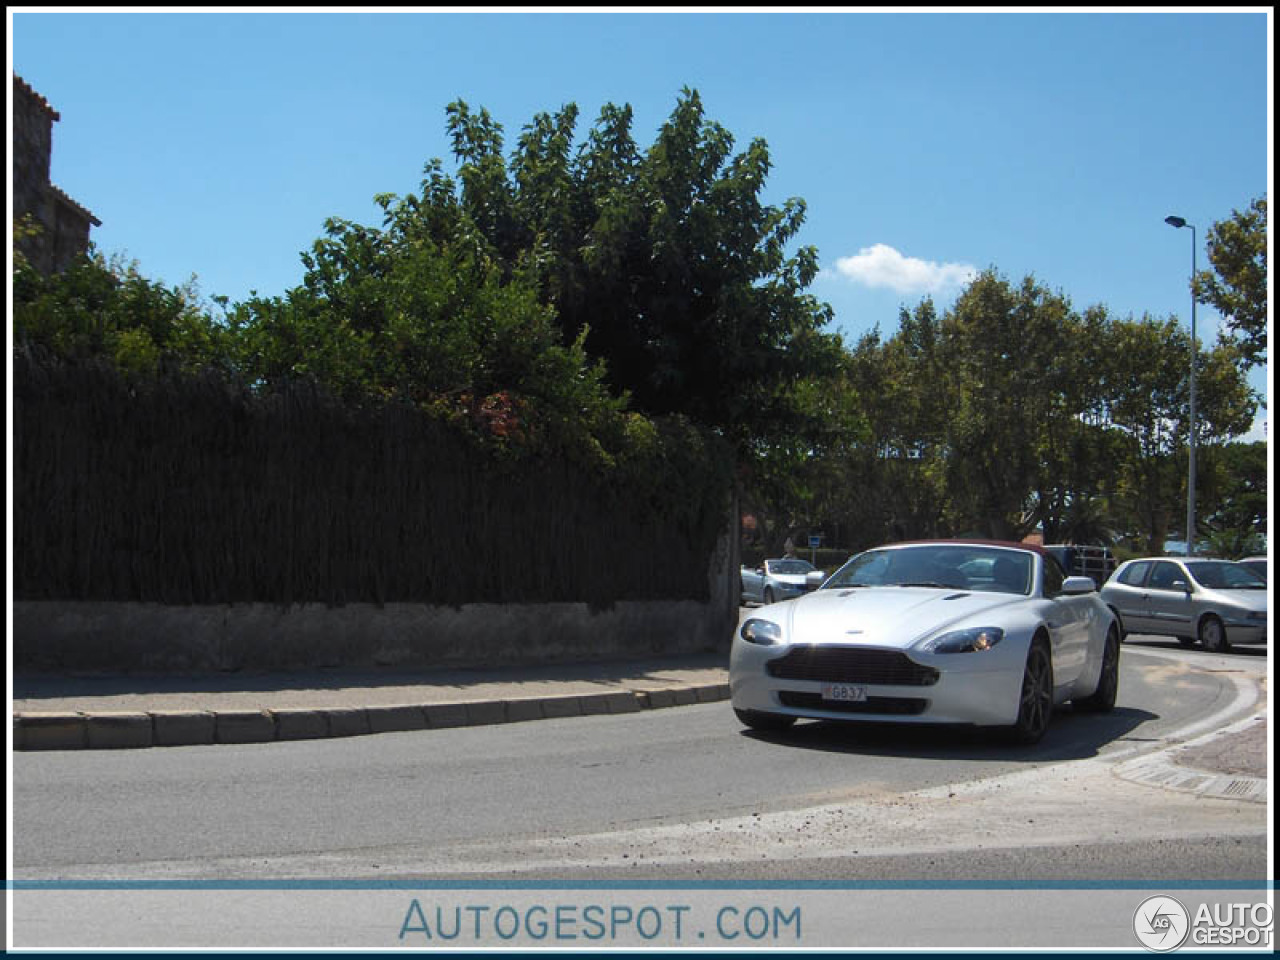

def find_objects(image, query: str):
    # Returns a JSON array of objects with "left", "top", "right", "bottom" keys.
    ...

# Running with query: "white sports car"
[{"left": 730, "top": 541, "right": 1121, "bottom": 744}]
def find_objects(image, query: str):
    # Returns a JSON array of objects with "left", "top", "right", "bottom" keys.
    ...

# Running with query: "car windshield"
[
  {"left": 1185, "top": 561, "right": 1266, "bottom": 590},
  {"left": 768, "top": 559, "right": 814, "bottom": 575},
  {"left": 1238, "top": 560, "right": 1267, "bottom": 579},
  {"left": 823, "top": 544, "right": 1033, "bottom": 596}
]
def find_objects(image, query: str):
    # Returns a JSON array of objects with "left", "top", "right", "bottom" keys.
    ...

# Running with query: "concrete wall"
[
  {"left": 14, "top": 516, "right": 738, "bottom": 674},
  {"left": 13, "top": 598, "right": 732, "bottom": 673}
]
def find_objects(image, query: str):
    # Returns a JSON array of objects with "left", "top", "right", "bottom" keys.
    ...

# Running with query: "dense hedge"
[{"left": 14, "top": 349, "right": 733, "bottom": 607}]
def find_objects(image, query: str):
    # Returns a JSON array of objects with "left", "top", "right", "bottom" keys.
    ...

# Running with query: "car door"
[
  {"left": 1107, "top": 561, "right": 1155, "bottom": 635},
  {"left": 1041, "top": 557, "right": 1089, "bottom": 686},
  {"left": 1145, "top": 560, "right": 1195, "bottom": 638}
]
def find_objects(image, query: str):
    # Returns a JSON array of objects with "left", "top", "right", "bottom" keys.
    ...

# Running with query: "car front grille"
[
  {"left": 765, "top": 645, "right": 940, "bottom": 686},
  {"left": 778, "top": 691, "right": 929, "bottom": 715}
]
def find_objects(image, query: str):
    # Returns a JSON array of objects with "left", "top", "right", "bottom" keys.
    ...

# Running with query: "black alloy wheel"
[{"left": 1009, "top": 639, "right": 1054, "bottom": 744}]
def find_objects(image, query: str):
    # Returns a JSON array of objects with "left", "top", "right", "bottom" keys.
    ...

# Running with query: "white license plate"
[{"left": 822, "top": 683, "right": 868, "bottom": 703}]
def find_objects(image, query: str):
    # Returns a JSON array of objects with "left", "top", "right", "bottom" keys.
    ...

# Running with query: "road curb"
[
  {"left": 1112, "top": 710, "right": 1268, "bottom": 804},
  {"left": 12, "top": 682, "right": 731, "bottom": 751}
]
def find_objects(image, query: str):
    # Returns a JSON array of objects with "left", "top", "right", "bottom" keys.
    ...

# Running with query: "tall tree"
[
  {"left": 438, "top": 88, "right": 847, "bottom": 461},
  {"left": 1196, "top": 440, "right": 1267, "bottom": 558},
  {"left": 838, "top": 303, "right": 951, "bottom": 544},
  {"left": 1099, "top": 314, "right": 1255, "bottom": 553},
  {"left": 934, "top": 271, "right": 1089, "bottom": 540},
  {"left": 1195, "top": 195, "right": 1267, "bottom": 368}
]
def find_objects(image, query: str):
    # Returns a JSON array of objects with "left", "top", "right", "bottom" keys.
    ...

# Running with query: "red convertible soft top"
[{"left": 886, "top": 539, "right": 1047, "bottom": 556}]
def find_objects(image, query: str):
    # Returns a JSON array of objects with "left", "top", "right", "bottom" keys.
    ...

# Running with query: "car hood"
[{"left": 781, "top": 587, "right": 1019, "bottom": 649}]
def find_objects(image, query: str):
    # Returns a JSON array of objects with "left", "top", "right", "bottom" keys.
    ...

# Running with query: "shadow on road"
[{"left": 740, "top": 704, "right": 1160, "bottom": 764}]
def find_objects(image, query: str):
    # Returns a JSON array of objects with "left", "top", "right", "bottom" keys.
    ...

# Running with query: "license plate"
[{"left": 822, "top": 683, "right": 868, "bottom": 703}]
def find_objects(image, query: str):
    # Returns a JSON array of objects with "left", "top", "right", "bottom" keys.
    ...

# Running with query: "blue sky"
[{"left": 8, "top": 9, "right": 1271, "bottom": 439}]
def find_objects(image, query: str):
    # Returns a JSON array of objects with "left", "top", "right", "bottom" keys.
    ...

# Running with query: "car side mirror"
[
  {"left": 1061, "top": 576, "right": 1096, "bottom": 595},
  {"left": 1171, "top": 579, "right": 1191, "bottom": 594},
  {"left": 756, "top": 567, "right": 765, "bottom": 575},
  {"left": 804, "top": 570, "right": 826, "bottom": 591}
]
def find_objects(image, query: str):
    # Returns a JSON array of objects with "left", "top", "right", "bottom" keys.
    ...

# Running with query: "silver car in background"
[
  {"left": 1237, "top": 556, "right": 1268, "bottom": 582},
  {"left": 740, "top": 558, "right": 819, "bottom": 605},
  {"left": 1099, "top": 557, "right": 1268, "bottom": 652}
]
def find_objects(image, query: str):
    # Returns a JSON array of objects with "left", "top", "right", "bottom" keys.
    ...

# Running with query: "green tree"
[
  {"left": 439, "top": 88, "right": 847, "bottom": 459},
  {"left": 933, "top": 271, "right": 1094, "bottom": 541},
  {"left": 1099, "top": 314, "right": 1256, "bottom": 553},
  {"left": 13, "top": 235, "right": 227, "bottom": 377},
  {"left": 1194, "top": 196, "right": 1267, "bottom": 368},
  {"left": 1196, "top": 440, "right": 1267, "bottom": 558},
  {"left": 836, "top": 304, "right": 951, "bottom": 545},
  {"left": 225, "top": 202, "right": 628, "bottom": 466}
]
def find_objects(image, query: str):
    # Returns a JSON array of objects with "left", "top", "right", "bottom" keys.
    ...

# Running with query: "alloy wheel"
[
  {"left": 1199, "top": 615, "right": 1229, "bottom": 653},
  {"left": 1012, "top": 642, "right": 1053, "bottom": 744}
]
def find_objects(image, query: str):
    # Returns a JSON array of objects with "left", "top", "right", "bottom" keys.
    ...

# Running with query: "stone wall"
[{"left": 13, "top": 75, "right": 99, "bottom": 273}]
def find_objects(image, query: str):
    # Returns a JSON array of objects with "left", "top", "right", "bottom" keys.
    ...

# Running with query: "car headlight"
[
  {"left": 918, "top": 626, "right": 1004, "bottom": 654},
  {"left": 740, "top": 618, "right": 784, "bottom": 646}
]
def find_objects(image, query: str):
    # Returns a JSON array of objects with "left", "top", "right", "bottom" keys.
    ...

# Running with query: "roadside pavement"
[
  {"left": 12, "top": 652, "right": 731, "bottom": 751},
  {"left": 11, "top": 649, "right": 1269, "bottom": 805}
]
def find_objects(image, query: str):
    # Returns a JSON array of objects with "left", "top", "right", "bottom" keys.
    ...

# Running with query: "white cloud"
[{"left": 830, "top": 243, "right": 977, "bottom": 295}]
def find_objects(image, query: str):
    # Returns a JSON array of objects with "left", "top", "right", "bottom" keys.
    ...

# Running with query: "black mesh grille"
[
  {"left": 765, "top": 645, "right": 939, "bottom": 686},
  {"left": 779, "top": 691, "right": 929, "bottom": 715}
]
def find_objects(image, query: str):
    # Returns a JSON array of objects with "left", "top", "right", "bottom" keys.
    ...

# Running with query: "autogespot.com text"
[
  {"left": 9, "top": 884, "right": 1274, "bottom": 950},
  {"left": 399, "top": 898, "right": 801, "bottom": 946}
]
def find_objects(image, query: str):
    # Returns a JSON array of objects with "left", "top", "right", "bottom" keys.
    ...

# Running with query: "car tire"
[
  {"left": 1198, "top": 614, "right": 1230, "bottom": 653},
  {"left": 1075, "top": 626, "right": 1119, "bottom": 713},
  {"left": 734, "top": 708, "right": 796, "bottom": 732},
  {"left": 763, "top": 587, "right": 775, "bottom": 605},
  {"left": 1007, "top": 637, "right": 1054, "bottom": 745}
]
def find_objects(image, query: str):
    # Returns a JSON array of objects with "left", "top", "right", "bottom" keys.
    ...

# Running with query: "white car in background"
[{"left": 730, "top": 540, "right": 1120, "bottom": 745}]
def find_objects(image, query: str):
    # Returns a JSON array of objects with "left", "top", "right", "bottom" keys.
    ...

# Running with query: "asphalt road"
[{"left": 11, "top": 642, "right": 1268, "bottom": 883}]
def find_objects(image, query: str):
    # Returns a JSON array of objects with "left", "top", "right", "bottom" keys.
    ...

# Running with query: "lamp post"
[{"left": 1164, "top": 215, "right": 1197, "bottom": 557}]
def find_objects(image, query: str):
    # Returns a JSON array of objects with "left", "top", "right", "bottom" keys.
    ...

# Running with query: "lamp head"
[{"left": 1165, "top": 215, "right": 1188, "bottom": 229}]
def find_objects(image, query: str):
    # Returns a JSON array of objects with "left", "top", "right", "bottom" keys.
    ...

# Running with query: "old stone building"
[{"left": 13, "top": 74, "right": 100, "bottom": 274}]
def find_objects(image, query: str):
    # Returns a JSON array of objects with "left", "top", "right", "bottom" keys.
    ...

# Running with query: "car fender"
[
  {"left": 1070, "top": 597, "right": 1118, "bottom": 699},
  {"left": 980, "top": 599, "right": 1086, "bottom": 702}
]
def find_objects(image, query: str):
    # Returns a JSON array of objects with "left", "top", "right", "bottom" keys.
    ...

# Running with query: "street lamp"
[{"left": 1164, "top": 215, "right": 1197, "bottom": 557}]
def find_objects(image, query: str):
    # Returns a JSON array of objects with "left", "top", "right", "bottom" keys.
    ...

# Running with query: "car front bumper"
[
  {"left": 729, "top": 639, "right": 1028, "bottom": 727},
  {"left": 1224, "top": 619, "right": 1269, "bottom": 645}
]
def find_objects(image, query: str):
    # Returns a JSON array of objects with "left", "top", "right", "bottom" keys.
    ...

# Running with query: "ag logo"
[{"left": 1134, "top": 895, "right": 1190, "bottom": 951}]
